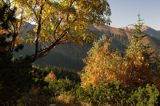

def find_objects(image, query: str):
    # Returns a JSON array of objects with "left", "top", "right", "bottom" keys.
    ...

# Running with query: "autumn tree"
[
  {"left": 11, "top": 0, "right": 111, "bottom": 62},
  {"left": 81, "top": 16, "right": 160, "bottom": 89},
  {"left": 0, "top": 0, "right": 111, "bottom": 103}
]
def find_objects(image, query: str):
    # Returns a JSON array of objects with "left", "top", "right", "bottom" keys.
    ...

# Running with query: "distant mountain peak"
[
  {"left": 119, "top": 24, "right": 160, "bottom": 40},
  {"left": 124, "top": 24, "right": 149, "bottom": 31}
]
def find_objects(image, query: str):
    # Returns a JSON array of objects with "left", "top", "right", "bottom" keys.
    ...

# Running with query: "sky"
[{"left": 108, "top": 0, "right": 160, "bottom": 30}]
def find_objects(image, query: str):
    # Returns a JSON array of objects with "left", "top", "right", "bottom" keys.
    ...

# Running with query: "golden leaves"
[
  {"left": 81, "top": 34, "right": 160, "bottom": 88},
  {"left": 14, "top": 0, "right": 111, "bottom": 45}
]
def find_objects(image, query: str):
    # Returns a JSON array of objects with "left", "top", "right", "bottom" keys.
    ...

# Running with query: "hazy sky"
[{"left": 108, "top": 0, "right": 160, "bottom": 30}]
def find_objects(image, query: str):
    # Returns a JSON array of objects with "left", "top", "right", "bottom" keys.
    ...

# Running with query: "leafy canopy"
[{"left": 12, "top": 0, "right": 111, "bottom": 60}]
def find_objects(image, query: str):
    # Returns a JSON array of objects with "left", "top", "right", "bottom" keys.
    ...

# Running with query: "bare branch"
[
  {"left": 33, "top": 0, "right": 46, "bottom": 60},
  {"left": 33, "top": 28, "right": 70, "bottom": 59},
  {"left": 18, "top": 9, "right": 24, "bottom": 32},
  {"left": 53, "top": 18, "right": 63, "bottom": 40}
]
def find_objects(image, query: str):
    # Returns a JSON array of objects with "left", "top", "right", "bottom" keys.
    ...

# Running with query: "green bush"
[
  {"left": 75, "top": 81, "right": 127, "bottom": 105},
  {"left": 47, "top": 79, "right": 77, "bottom": 96},
  {"left": 32, "top": 66, "right": 80, "bottom": 85},
  {"left": 53, "top": 67, "right": 81, "bottom": 83},
  {"left": 31, "top": 65, "right": 50, "bottom": 87},
  {"left": 74, "top": 81, "right": 160, "bottom": 105},
  {"left": 127, "top": 84, "right": 159, "bottom": 106}
]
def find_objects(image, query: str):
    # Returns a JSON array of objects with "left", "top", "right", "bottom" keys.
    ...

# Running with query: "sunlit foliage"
[
  {"left": 81, "top": 18, "right": 160, "bottom": 89},
  {"left": 12, "top": 0, "right": 111, "bottom": 60}
]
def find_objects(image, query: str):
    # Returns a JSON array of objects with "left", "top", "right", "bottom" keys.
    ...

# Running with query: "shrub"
[
  {"left": 53, "top": 67, "right": 81, "bottom": 83},
  {"left": 54, "top": 92, "right": 76, "bottom": 104},
  {"left": 76, "top": 81, "right": 127, "bottom": 105},
  {"left": 75, "top": 82, "right": 160, "bottom": 105},
  {"left": 127, "top": 84, "right": 159, "bottom": 106},
  {"left": 47, "top": 79, "right": 77, "bottom": 96},
  {"left": 32, "top": 66, "right": 81, "bottom": 84}
]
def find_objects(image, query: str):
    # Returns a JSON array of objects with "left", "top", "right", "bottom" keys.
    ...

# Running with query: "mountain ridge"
[{"left": 16, "top": 23, "right": 160, "bottom": 70}]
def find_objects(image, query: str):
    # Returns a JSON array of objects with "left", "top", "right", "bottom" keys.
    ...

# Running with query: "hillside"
[{"left": 16, "top": 23, "right": 160, "bottom": 70}]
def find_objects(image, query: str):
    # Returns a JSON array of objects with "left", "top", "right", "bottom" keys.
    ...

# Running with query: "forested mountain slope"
[{"left": 16, "top": 23, "right": 160, "bottom": 70}]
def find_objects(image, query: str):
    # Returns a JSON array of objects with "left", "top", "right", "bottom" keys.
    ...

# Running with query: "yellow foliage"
[
  {"left": 10, "top": 0, "right": 111, "bottom": 59},
  {"left": 13, "top": 0, "right": 111, "bottom": 44},
  {"left": 81, "top": 35, "right": 160, "bottom": 89}
]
